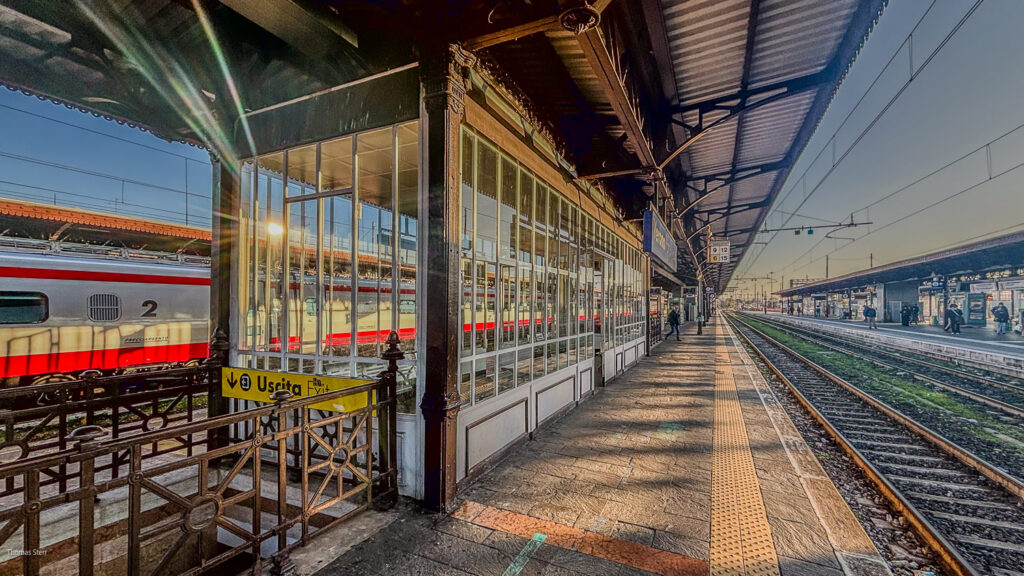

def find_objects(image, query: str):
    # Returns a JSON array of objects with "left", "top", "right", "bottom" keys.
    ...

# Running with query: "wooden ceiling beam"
[
  {"left": 576, "top": 27, "right": 657, "bottom": 169},
  {"left": 462, "top": 15, "right": 561, "bottom": 51}
]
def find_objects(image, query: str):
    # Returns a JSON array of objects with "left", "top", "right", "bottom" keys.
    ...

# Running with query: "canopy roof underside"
[{"left": 0, "top": 0, "right": 884, "bottom": 289}]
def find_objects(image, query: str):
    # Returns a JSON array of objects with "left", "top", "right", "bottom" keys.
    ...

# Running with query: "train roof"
[
  {"left": 0, "top": 238, "right": 209, "bottom": 273},
  {"left": 0, "top": 198, "right": 210, "bottom": 256}
]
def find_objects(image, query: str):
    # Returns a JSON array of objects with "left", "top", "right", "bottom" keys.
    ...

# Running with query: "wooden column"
[
  {"left": 208, "top": 157, "right": 238, "bottom": 421},
  {"left": 420, "top": 43, "right": 474, "bottom": 511}
]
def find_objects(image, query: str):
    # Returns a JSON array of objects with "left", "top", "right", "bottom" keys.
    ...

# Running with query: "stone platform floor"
[{"left": 314, "top": 318, "right": 890, "bottom": 576}]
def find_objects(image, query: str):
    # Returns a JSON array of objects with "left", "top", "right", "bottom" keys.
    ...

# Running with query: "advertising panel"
[
  {"left": 965, "top": 292, "right": 987, "bottom": 325},
  {"left": 643, "top": 210, "right": 677, "bottom": 273}
]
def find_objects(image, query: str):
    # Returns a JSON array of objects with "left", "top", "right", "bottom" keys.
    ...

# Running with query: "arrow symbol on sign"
[{"left": 226, "top": 373, "right": 238, "bottom": 389}]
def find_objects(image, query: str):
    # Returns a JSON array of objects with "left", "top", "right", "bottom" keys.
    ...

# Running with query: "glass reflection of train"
[
  {"left": 0, "top": 242, "right": 210, "bottom": 387},
  {"left": 248, "top": 272, "right": 418, "bottom": 355}
]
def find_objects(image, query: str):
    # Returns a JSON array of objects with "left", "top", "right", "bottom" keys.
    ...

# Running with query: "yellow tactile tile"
[{"left": 710, "top": 324, "right": 782, "bottom": 576}]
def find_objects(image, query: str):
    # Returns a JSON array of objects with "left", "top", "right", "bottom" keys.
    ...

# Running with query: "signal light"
[{"left": 807, "top": 228, "right": 814, "bottom": 235}]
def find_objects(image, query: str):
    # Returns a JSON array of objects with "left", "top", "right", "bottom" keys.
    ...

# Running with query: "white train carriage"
[{"left": 0, "top": 246, "right": 210, "bottom": 386}]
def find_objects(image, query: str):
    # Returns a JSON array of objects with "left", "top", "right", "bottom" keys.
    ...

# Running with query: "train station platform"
[
  {"left": 764, "top": 313, "right": 1024, "bottom": 375},
  {"left": 313, "top": 320, "right": 890, "bottom": 576}
]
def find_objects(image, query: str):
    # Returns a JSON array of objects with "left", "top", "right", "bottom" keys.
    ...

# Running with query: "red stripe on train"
[
  {"left": 0, "top": 342, "right": 210, "bottom": 379},
  {"left": 0, "top": 266, "right": 210, "bottom": 286}
]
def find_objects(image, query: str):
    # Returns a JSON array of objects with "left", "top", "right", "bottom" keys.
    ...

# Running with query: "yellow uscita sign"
[{"left": 221, "top": 367, "right": 374, "bottom": 413}]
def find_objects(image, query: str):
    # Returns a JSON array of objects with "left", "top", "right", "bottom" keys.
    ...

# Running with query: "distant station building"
[{"left": 778, "top": 230, "right": 1024, "bottom": 326}]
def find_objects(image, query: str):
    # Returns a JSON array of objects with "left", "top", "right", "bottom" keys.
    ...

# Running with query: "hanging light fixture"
[{"left": 559, "top": 1, "right": 600, "bottom": 34}]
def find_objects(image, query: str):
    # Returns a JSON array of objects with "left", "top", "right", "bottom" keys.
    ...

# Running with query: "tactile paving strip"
[{"left": 710, "top": 325, "right": 782, "bottom": 576}]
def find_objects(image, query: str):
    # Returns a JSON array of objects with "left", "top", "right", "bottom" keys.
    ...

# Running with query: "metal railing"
[
  {"left": 0, "top": 333, "right": 402, "bottom": 576},
  {"left": 0, "top": 365, "right": 209, "bottom": 496}
]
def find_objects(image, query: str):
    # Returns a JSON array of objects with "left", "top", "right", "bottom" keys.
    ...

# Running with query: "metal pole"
[{"left": 696, "top": 274, "right": 703, "bottom": 335}]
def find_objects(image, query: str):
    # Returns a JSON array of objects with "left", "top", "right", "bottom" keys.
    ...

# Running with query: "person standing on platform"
[
  {"left": 992, "top": 302, "right": 1010, "bottom": 335},
  {"left": 945, "top": 304, "right": 964, "bottom": 334},
  {"left": 900, "top": 305, "right": 910, "bottom": 326},
  {"left": 864, "top": 303, "right": 877, "bottom": 329},
  {"left": 911, "top": 304, "right": 920, "bottom": 325},
  {"left": 666, "top": 306, "right": 681, "bottom": 341}
]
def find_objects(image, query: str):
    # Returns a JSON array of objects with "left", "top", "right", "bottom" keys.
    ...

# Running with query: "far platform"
[
  {"left": 767, "top": 312, "right": 1024, "bottom": 359},
  {"left": 314, "top": 319, "right": 892, "bottom": 576}
]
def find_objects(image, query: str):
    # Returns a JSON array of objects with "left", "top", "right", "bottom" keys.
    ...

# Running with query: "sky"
[
  {"left": 731, "top": 0, "right": 1024, "bottom": 292},
  {"left": 1, "top": 1, "right": 1021, "bottom": 275},
  {"left": 0, "top": 88, "right": 212, "bottom": 228}
]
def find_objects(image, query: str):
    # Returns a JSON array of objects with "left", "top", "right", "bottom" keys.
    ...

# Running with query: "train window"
[
  {"left": 88, "top": 294, "right": 122, "bottom": 322},
  {"left": 0, "top": 292, "right": 48, "bottom": 324}
]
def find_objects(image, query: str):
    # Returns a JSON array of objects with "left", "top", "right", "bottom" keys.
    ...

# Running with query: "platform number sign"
[{"left": 708, "top": 239, "right": 731, "bottom": 263}]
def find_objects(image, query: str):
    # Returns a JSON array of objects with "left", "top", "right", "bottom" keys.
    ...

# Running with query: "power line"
[
  {"left": 0, "top": 179, "right": 212, "bottom": 224},
  {"left": 0, "top": 186, "right": 211, "bottom": 227},
  {"left": 767, "top": 121, "right": 1024, "bottom": 278},
  {"left": 735, "top": 0, "right": 982, "bottom": 279},
  {"left": 0, "top": 150, "right": 211, "bottom": 199},
  {"left": 0, "top": 102, "right": 207, "bottom": 163}
]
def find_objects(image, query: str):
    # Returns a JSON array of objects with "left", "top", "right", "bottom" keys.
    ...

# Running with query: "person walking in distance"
[
  {"left": 992, "top": 301, "right": 1010, "bottom": 335},
  {"left": 863, "top": 302, "right": 877, "bottom": 330},
  {"left": 945, "top": 304, "right": 964, "bottom": 335},
  {"left": 666, "top": 306, "right": 681, "bottom": 341}
]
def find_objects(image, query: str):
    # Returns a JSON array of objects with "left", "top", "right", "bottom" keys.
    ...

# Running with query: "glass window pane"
[
  {"left": 321, "top": 137, "right": 354, "bottom": 364},
  {"left": 476, "top": 143, "right": 498, "bottom": 262},
  {"left": 460, "top": 361, "right": 473, "bottom": 406},
  {"left": 258, "top": 152, "right": 285, "bottom": 353},
  {"left": 533, "top": 344, "right": 545, "bottom": 379},
  {"left": 356, "top": 127, "right": 394, "bottom": 358},
  {"left": 462, "top": 258, "right": 473, "bottom": 356},
  {"left": 0, "top": 292, "right": 47, "bottom": 324},
  {"left": 517, "top": 348, "right": 532, "bottom": 385},
  {"left": 321, "top": 136, "right": 353, "bottom": 192},
  {"left": 461, "top": 130, "right": 474, "bottom": 257},
  {"left": 547, "top": 270, "right": 557, "bottom": 340},
  {"left": 287, "top": 144, "right": 317, "bottom": 196},
  {"left": 518, "top": 264, "right": 532, "bottom": 345},
  {"left": 500, "top": 157, "right": 517, "bottom": 262},
  {"left": 475, "top": 356, "right": 496, "bottom": 403},
  {"left": 500, "top": 265, "right": 517, "bottom": 349},
  {"left": 546, "top": 341, "right": 557, "bottom": 373},
  {"left": 498, "top": 352, "right": 516, "bottom": 394},
  {"left": 397, "top": 122, "right": 419, "bottom": 363},
  {"left": 286, "top": 199, "right": 318, "bottom": 362}
]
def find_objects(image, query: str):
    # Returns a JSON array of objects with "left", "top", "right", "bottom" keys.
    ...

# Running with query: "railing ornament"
[
  {"left": 270, "top": 389, "right": 294, "bottom": 404},
  {"left": 68, "top": 425, "right": 107, "bottom": 445}
]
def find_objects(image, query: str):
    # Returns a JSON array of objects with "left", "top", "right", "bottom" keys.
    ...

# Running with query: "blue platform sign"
[{"left": 643, "top": 210, "right": 677, "bottom": 273}]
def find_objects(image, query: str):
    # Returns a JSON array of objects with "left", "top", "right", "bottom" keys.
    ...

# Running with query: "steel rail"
[
  {"left": 744, "top": 313, "right": 1024, "bottom": 419},
  {"left": 749, "top": 313, "right": 1024, "bottom": 395},
  {"left": 726, "top": 312, "right": 1024, "bottom": 576},
  {"left": 729, "top": 314, "right": 1024, "bottom": 499},
  {"left": 762, "top": 314, "right": 1024, "bottom": 380}
]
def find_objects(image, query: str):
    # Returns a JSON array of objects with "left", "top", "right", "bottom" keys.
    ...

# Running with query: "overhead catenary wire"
[
  {"left": 769, "top": 121, "right": 1024, "bottom": 278},
  {"left": 0, "top": 150, "right": 211, "bottom": 199},
  {"left": 0, "top": 102, "right": 207, "bottom": 163},
  {"left": 733, "top": 0, "right": 984, "bottom": 281}
]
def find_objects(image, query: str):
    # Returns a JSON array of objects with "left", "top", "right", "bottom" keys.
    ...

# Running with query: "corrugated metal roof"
[
  {"left": 663, "top": 0, "right": 750, "bottom": 102},
  {"left": 660, "top": 0, "right": 879, "bottom": 289},
  {"left": 749, "top": 0, "right": 858, "bottom": 87}
]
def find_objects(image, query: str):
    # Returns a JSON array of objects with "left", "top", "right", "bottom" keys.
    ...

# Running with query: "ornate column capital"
[{"left": 421, "top": 43, "right": 476, "bottom": 116}]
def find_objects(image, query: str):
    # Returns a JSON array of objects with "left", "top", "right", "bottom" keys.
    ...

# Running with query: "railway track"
[
  {"left": 741, "top": 313, "right": 1024, "bottom": 419},
  {"left": 726, "top": 313, "right": 1024, "bottom": 576}
]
